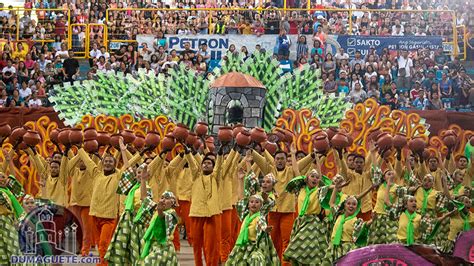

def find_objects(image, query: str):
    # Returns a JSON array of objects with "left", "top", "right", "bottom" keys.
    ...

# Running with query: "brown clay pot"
[
  {"left": 97, "top": 131, "right": 111, "bottom": 146},
  {"left": 273, "top": 128, "right": 286, "bottom": 142},
  {"left": 58, "top": 128, "right": 71, "bottom": 145},
  {"left": 0, "top": 122, "right": 11, "bottom": 137},
  {"left": 217, "top": 126, "right": 233, "bottom": 143},
  {"left": 206, "top": 137, "right": 215, "bottom": 152},
  {"left": 250, "top": 127, "right": 267, "bottom": 143},
  {"left": 314, "top": 130, "right": 328, "bottom": 138},
  {"left": 326, "top": 127, "right": 339, "bottom": 140},
  {"left": 23, "top": 130, "right": 41, "bottom": 146},
  {"left": 408, "top": 136, "right": 426, "bottom": 153},
  {"left": 393, "top": 133, "right": 407, "bottom": 149},
  {"left": 282, "top": 129, "right": 294, "bottom": 143},
  {"left": 368, "top": 127, "right": 382, "bottom": 142},
  {"left": 69, "top": 128, "right": 83, "bottom": 145},
  {"left": 83, "top": 127, "right": 98, "bottom": 140},
  {"left": 346, "top": 133, "right": 354, "bottom": 147},
  {"left": 330, "top": 132, "right": 349, "bottom": 149},
  {"left": 232, "top": 124, "right": 245, "bottom": 138},
  {"left": 84, "top": 139, "right": 99, "bottom": 153},
  {"left": 161, "top": 134, "right": 176, "bottom": 151},
  {"left": 470, "top": 136, "right": 474, "bottom": 146},
  {"left": 443, "top": 135, "right": 457, "bottom": 148},
  {"left": 173, "top": 123, "right": 189, "bottom": 142},
  {"left": 133, "top": 135, "right": 146, "bottom": 150},
  {"left": 50, "top": 128, "right": 60, "bottom": 143},
  {"left": 236, "top": 130, "right": 251, "bottom": 147},
  {"left": 10, "top": 126, "right": 27, "bottom": 143},
  {"left": 145, "top": 131, "right": 161, "bottom": 149},
  {"left": 193, "top": 138, "right": 202, "bottom": 150},
  {"left": 17, "top": 141, "right": 28, "bottom": 150},
  {"left": 110, "top": 134, "right": 123, "bottom": 148},
  {"left": 422, "top": 148, "right": 432, "bottom": 161},
  {"left": 195, "top": 122, "right": 208, "bottom": 137},
  {"left": 121, "top": 129, "right": 136, "bottom": 144},
  {"left": 186, "top": 132, "right": 197, "bottom": 147},
  {"left": 443, "top": 129, "right": 457, "bottom": 137},
  {"left": 313, "top": 135, "right": 330, "bottom": 152},
  {"left": 376, "top": 132, "right": 393, "bottom": 150},
  {"left": 263, "top": 141, "right": 278, "bottom": 155}
]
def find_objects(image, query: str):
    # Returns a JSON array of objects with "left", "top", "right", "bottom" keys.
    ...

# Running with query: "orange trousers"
[
  {"left": 177, "top": 200, "right": 193, "bottom": 245},
  {"left": 220, "top": 209, "right": 232, "bottom": 263},
  {"left": 268, "top": 212, "right": 295, "bottom": 266},
  {"left": 230, "top": 207, "right": 241, "bottom": 246},
  {"left": 190, "top": 215, "right": 220, "bottom": 266},
  {"left": 93, "top": 216, "right": 117, "bottom": 266},
  {"left": 173, "top": 228, "right": 180, "bottom": 251},
  {"left": 70, "top": 206, "right": 97, "bottom": 256}
]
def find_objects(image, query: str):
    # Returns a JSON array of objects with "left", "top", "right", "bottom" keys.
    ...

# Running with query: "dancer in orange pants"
[
  {"left": 268, "top": 211, "right": 295, "bottom": 265},
  {"left": 190, "top": 216, "right": 220, "bottom": 266},
  {"left": 230, "top": 207, "right": 241, "bottom": 246},
  {"left": 93, "top": 217, "right": 117, "bottom": 265},
  {"left": 173, "top": 227, "right": 180, "bottom": 251},
  {"left": 177, "top": 200, "right": 192, "bottom": 246},
  {"left": 220, "top": 209, "right": 232, "bottom": 262}
]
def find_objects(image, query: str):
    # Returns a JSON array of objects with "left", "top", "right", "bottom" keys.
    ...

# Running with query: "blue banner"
[{"left": 327, "top": 35, "right": 444, "bottom": 58}]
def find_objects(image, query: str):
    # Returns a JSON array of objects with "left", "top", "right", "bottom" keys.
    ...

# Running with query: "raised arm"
[
  {"left": 140, "top": 165, "right": 149, "bottom": 200},
  {"left": 26, "top": 148, "right": 47, "bottom": 177},
  {"left": 184, "top": 152, "right": 199, "bottom": 181},
  {"left": 297, "top": 151, "right": 314, "bottom": 173},
  {"left": 252, "top": 149, "right": 271, "bottom": 175},
  {"left": 290, "top": 144, "right": 300, "bottom": 176},
  {"left": 77, "top": 148, "right": 97, "bottom": 173}
]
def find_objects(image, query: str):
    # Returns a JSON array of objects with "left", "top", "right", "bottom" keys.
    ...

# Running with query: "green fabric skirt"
[
  {"left": 0, "top": 214, "right": 21, "bottom": 266},
  {"left": 226, "top": 234, "right": 280, "bottom": 266},
  {"left": 283, "top": 214, "right": 329, "bottom": 265},
  {"left": 141, "top": 241, "right": 178, "bottom": 266},
  {"left": 321, "top": 242, "right": 356, "bottom": 266},
  {"left": 105, "top": 210, "right": 143, "bottom": 265},
  {"left": 367, "top": 213, "right": 398, "bottom": 245}
]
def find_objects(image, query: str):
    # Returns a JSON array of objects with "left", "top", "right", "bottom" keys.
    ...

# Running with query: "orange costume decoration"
[{"left": 251, "top": 150, "right": 314, "bottom": 264}]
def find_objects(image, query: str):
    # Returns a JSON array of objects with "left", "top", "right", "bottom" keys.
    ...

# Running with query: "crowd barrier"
[
  {"left": 0, "top": 7, "right": 464, "bottom": 59},
  {"left": 0, "top": 107, "right": 472, "bottom": 137}
]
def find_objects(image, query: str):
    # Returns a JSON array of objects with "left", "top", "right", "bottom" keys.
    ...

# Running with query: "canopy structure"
[{"left": 210, "top": 72, "right": 265, "bottom": 89}]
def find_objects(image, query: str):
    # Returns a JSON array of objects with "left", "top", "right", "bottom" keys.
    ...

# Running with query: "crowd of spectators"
[{"left": 0, "top": 0, "right": 473, "bottom": 110}]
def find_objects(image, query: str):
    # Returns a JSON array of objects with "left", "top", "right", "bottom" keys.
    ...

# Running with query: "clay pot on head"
[
  {"left": 84, "top": 139, "right": 99, "bottom": 153},
  {"left": 393, "top": 133, "right": 407, "bottom": 149},
  {"left": 273, "top": 128, "right": 286, "bottom": 142},
  {"left": 186, "top": 132, "right": 197, "bottom": 147},
  {"left": 17, "top": 141, "right": 28, "bottom": 150},
  {"left": 195, "top": 122, "right": 208, "bottom": 137},
  {"left": 110, "top": 134, "right": 123, "bottom": 149},
  {"left": 218, "top": 126, "right": 233, "bottom": 143},
  {"left": 97, "top": 131, "right": 111, "bottom": 146},
  {"left": 10, "top": 126, "right": 27, "bottom": 143},
  {"left": 23, "top": 130, "right": 41, "bottom": 146},
  {"left": 232, "top": 124, "right": 245, "bottom": 138},
  {"left": 408, "top": 136, "right": 426, "bottom": 154},
  {"left": 121, "top": 129, "right": 136, "bottom": 144},
  {"left": 161, "top": 134, "right": 176, "bottom": 151},
  {"left": 263, "top": 141, "right": 278, "bottom": 155},
  {"left": 206, "top": 137, "right": 215, "bottom": 153},
  {"left": 145, "top": 131, "right": 161, "bottom": 149},
  {"left": 315, "top": 130, "right": 328, "bottom": 139},
  {"left": 0, "top": 122, "right": 11, "bottom": 137},
  {"left": 376, "top": 132, "right": 393, "bottom": 151},
  {"left": 68, "top": 128, "right": 83, "bottom": 145},
  {"left": 313, "top": 135, "right": 330, "bottom": 152},
  {"left": 250, "top": 127, "right": 267, "bottom": 143},
  {"left": 83, "top": 127, "right": 98, "bottom": 140},
  {"left": 50, "top": 128, "right": 60, "bottom": 143},
  {"left": 282, "top": 129, "right": 294, "bottom": 143},
  {"left": 58, "top": 128, "right": 71, "bottom": 145},
  {"left": 133, "top": 135, "right": 146, "bottom": 150},
  {"left": 236, "top": 130, "right": 251, "bottom": 147},
  {"left": 330, "top": 132, "right": 349, "bottom": 149},
  {"left": 442, "top": 135, "right": 457, "bottom": 149},
  {"left": 173, "top": 123, "right": 189, "bottom": 142},
  {"left": 422, "top": 148, "right": 432, "bottom": 161},
  {"left": 326, "top": 127, "right": 339, "bottom": 140}
]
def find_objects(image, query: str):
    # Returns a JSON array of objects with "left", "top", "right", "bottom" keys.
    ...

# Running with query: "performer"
[
  {"left": 446, "top": 152, "right": 473, "bottom": 187},
  {"left": 449, "top": 169, "right": 471, "bottom": 197},
  {"left": 442, "top": 195, "right": 473, "bottom": 253},
  {"left": 251, "top": 145, "right": 314, "bottom": 264},
  {"left": 367, "top": 166, "right": 408, "bottom": 245},
  {"left": 183, "top": 143, "right": 223, "bottom": 266},
  {"left": 0, "top": 171, "right": 25, "bottom": 266},
  {"left": 226, "top": 194, "right": 280, "bottom": 266},
  {"left": 78, "top": 146, "right": 140, "bottom": 265},
  {"left": 391, "top": 195, "right": 423, "bottom": 245},
  {"left": 137, "top": 164, "right": 179, "bottom": 265}
]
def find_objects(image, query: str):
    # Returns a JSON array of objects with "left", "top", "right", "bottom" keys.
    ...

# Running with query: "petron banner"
[{"left": 137, "top": 34, "right": 444, "bottom": 61}]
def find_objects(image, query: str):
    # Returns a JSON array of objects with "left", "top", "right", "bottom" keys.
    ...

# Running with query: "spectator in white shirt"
[
  {"left": 27, "top": 91, "right": 42, "bottom": 108},
  {"left": 334, "top": 48, "right": 349, "bottom": 65},
  {"left": 2, "top": 59, "right": 16, "bottom": 76},
  {"left": 55, "top": 43, "right": 70, "bottom": 60},
  {"left": 392, "top": 25, "right": 404, "bottom": 36},
  {"left": 19, "top": 81, "right": 32, "bottom": 101},
  {"left": 89, "top": 43, "right": 102, "bottom": 67},
  {"left": 99, "top": 46, "right": 110, "bottom": 60},
  {"left": 397, "top": 50, "right": 414, "bottom": 89}
]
